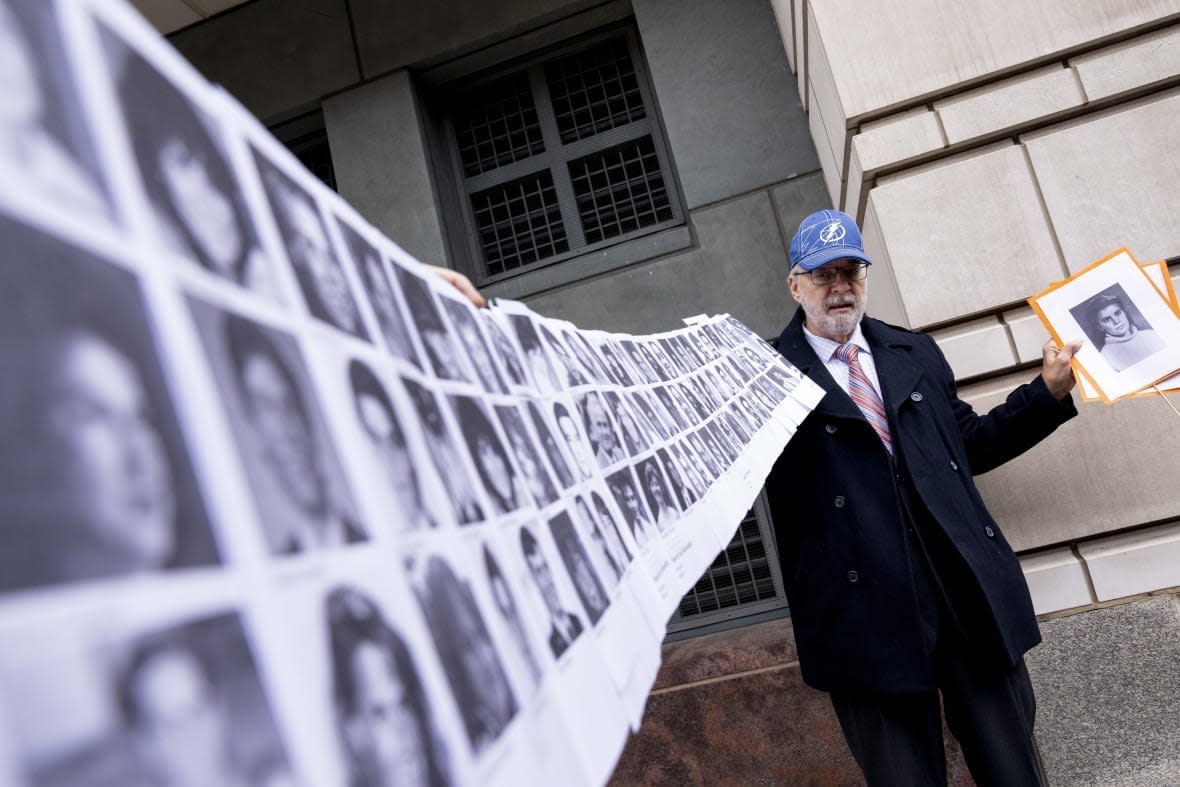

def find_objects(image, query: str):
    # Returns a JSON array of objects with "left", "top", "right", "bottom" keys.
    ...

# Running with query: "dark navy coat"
[{"left": 767, "top": 309, "right": 1077, "bottom": 695}]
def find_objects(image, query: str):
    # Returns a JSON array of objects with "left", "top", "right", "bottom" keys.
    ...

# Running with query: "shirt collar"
[{"left": 801, "top": 321, "right": 870, "bottom": 362}]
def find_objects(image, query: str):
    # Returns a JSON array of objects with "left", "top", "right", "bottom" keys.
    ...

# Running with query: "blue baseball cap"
[{"left": 788, "top": 209, "right": 873, "bottom": 271}]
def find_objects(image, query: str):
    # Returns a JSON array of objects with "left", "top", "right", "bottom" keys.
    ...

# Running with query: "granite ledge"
[{"left": 654, "top": 617, "right": 798, "bottom": 691}]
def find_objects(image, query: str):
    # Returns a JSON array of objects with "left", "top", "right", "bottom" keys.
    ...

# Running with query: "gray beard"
[{"left": 809, "top": 301, "right": 864, "bottom": 339}]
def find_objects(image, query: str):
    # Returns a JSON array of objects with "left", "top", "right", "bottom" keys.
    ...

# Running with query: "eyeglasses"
[{"left": 793, "top": 262, "right": 869, "bottom": 286}]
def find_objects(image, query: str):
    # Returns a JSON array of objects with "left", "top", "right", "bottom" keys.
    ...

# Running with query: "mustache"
[{"left": 825, "top": 294, "right": 858, "bottom": 310}]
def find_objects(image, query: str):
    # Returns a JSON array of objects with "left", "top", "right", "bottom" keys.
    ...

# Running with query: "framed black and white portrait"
[{"left": 1031, "top": 250, "right": 1180, "bottom": 400}]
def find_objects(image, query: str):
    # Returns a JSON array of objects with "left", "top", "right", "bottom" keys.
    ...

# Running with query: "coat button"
[
  {"left": 834, "top": 496, "right": 846, "bottom": 508},
  {"left": 950, "top": 460, "right": 959, "bottom": 471},
  {"left": 985, "top": 526, "right": 995, "bottom": 538},
  {"left": 847, "top": 570, "right": 859, "bottom": 583},
  {"left": 910, "top": 392, "right": 923, "bottom": 402},
  {"left": 825, "top": 424, "right": 837, "bottom": 434}
]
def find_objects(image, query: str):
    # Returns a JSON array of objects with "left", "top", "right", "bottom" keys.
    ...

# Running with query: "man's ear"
[{"left": 787, "top": 273, "right": 802, "bottom": 303}]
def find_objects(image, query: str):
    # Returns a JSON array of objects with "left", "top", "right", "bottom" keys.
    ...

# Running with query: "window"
[
  {"left": 666, "top": 491, "right": 788, "bottom": 635},
  {"left": 437, "top": 28, "right": 682, "bottom": 285},
  {"left": 270, "top": 110, "right": 336, "bottom": 191}
]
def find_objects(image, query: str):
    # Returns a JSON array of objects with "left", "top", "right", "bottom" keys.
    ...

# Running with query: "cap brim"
[{"left": 794, "top": 247, "right": 873, "bottom": 271}]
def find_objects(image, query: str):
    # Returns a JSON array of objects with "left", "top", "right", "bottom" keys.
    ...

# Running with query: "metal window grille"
[
  {"left": 443, "top": 28, "right": 682, "bottom": 284},
  {"left": 471, "top": 170, "right": 569, "bottom": 275},
  {"left": 667, "top": 491, "right": 787, "bottom": 633},
  {"left": 453, "top": 72, "right": 546, "bottom": 177},
  {"left": 570, "top": 136, "right": 673, "bottom": 244}
]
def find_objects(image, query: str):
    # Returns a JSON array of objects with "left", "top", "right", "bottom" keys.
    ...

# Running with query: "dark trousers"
[{"left": 829, "top": 506, "right": 1044, "bottom": 787}]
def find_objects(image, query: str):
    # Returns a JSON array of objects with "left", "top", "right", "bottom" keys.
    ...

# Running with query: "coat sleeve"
[{"left": 925, "top": 334, "right": 1079, "bottom": 475}]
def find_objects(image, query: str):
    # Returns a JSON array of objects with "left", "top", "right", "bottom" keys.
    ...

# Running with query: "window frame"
[
  {"left": 665, "top": 489, "right": 789, "bottom": 636},
  {"left": 433, "top": 23, "right": 686, "bottom": 289}
]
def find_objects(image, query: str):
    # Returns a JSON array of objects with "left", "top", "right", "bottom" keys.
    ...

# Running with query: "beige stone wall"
[{"left": 772, "top": 2, "right": 1180, "bottom": 612}]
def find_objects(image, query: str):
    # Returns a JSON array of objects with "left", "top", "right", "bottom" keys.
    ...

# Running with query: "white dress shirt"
[{"left": 801, "top": 322, "right": 885, "bottom": 400}]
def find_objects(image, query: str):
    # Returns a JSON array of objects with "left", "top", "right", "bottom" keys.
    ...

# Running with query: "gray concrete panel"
[
  {"left": 1028, "top": 596, "right": 1180, "bottom": 786},
  {"left": 323, "top": 72, "right": 448, "bottom": 265},
  {"left": 634, "top": 0, "right": 817, "bottom": 209},
  {"left": 170, "top": 0, "right": 358, "bottom": 122},
  {"left": 349, "top": 0, "right": 595, "bottom": 75},
  {"left": 523, "top": 190, "right": 796, "bottom": 338},
  {"left": 964, "top": 372, "right": 1180, "bottom": 552}
]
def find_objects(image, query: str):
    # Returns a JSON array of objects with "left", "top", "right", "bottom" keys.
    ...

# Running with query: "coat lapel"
[
  {"left": 861, "top": 317, "right": 924, "bottom": 418},
  {"left": 774, "top": 308, "right": 863, "bottom": 422}
]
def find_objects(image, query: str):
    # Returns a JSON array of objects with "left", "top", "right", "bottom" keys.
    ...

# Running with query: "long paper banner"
[{"left": 0, "top": 1, "right": 822, "bottom": 785}]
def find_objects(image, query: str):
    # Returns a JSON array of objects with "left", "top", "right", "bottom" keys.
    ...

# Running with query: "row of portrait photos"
[{"left": 0, "top": 1, "right": 821, "bottom": 786}]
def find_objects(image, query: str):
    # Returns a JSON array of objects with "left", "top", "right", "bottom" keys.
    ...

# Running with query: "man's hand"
[
  {"left": 1041, "top": 339, "right": 1083, "bottom": 400},
  {"left": 424, "top": 264, "right": 486, "bottom": 308}
]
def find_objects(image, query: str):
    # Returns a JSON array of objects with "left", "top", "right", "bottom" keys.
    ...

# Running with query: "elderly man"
[{"left": 766, "top": 209, "right": 1080, "bottom": 786}]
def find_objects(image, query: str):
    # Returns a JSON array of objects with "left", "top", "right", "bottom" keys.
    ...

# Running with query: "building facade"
[{"left": 148, "top": 0, "right": 1180, "bottom": 782}]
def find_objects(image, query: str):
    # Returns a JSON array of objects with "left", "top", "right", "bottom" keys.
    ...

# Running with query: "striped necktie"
[{"left": 835, "top": 343, "right": 892, "bottom": 454}]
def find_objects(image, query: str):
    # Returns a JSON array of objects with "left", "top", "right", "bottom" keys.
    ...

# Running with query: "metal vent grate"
[
  {"left": 677, "top": 512, "right": 776, "bottom": 617},
  {"left": 569, "top": 136, "right": 673, "bottom": 245},
  {"left": 471, "top": 170, "right": 569, "bottom": 275},
  {"left": 545, "top": 38, "right": 646, "bottom": 144},
  {"left": 454, "top": 72, "right": 546, "bottom": 177}
]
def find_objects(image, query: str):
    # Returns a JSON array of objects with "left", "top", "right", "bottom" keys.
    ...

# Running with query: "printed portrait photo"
[
  {"left": 187, "top": 300, "right": 368, "bottom": 555},
  {"left": 441, "top": 298, "right": 506, "bottom": 394},
  {"left": 579, "top": 391, "right": 626, "bottom": 469},
  {"left": 539, "top": 324, "right": 588, "bottom": 387},
  {"left": 409, "top": 554, "right": 518, "bottom": 756},
  {"left": 482, "top": 542, "right": 543, "bottom": 695},
  {"left": 0, "top": 613, "right": 292, "bottom": 787},
  {"left": 335, "top": 217, "right": 421, "bottom": 368},
  {"left": 519, "top": 523, "right": 584, "bottom": 660},
  {"left": 657, "top": 447, "right": 695, "bottom": 510},
  {"left": 571, "top": 494, "right": 623, "bottom": 590},
  {"left": 526, "top": 401, "right": 576, "bottom": 490},
  {"left": 606, "top": 467, "right": 653, "bottom": 550},
  {"left": 102, "top": 31, "right": 275, "bottom": 297},
  {"left": 552, "top": 400, "right": 596, "bottom": 482},
  {"left": 548, "top": 511, "right": 609, "bottom": 625},
  {"left": 401, "top": 378, "right": 485, "bottom": 525},
  {"left": 604, "top": 391, "right": 647, "bottom": 456},
  {"left": 451, "top": 395, "right": 529, "bottom": 516},
  {"left": 495, "top": 404, "right": 559, "bottom": 508},
  {"left": 484, "top": 316, "right": 528, "bottom": 389},
  {"left": 1069, "top": 283, "right": 1166, "bottom": 373},
  {"left": 324, "top": 584, "right": 452, "bottom": 787},
  {"left": 0, "top": 217, "right": 219, "bottom": 594},
  {"left": 394, "top": 265, "right": 472, "bottom": 383},
  {"left": 348, "top": 359, "right": 438, "bottom": 531},
  {"left": 509, "top": 315, "right": 560, "bottom": 393},
  {"left": 635, "top": 457, "right": 680, "bottom": 534},
  {"left": 253, "top": 150, "right": 368, "bottom": 339},
  {"left": 0, "top": 0, "right": 109, "bottom": 221}
]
